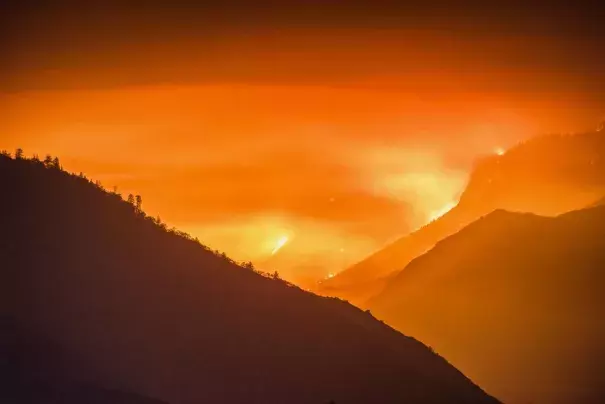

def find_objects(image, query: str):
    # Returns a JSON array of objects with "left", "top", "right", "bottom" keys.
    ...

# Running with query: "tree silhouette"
[
  {"left": 243, "top": 261, "right": 255, "bottom": 271},
  {"left": 135, "top": 195, "right": 143, "bottom": 213},
  {"left": 15, "top": 148, "right": 24, "bottom": 159},
  {"left": 155, "top": 216, "right": 166, "bottom": 229},
  {"left": 127, "top": 194, "right": 135, "bottom": 206},
  {"left": 1, "top": 150, "right": 11, "bottom": 157},
  {"left": 43, "top": 155, "right": 53, "bottom": 167},
  {"left": 52, "top": 157, "right": 61, "bottom": 169},
  {"left": 272, "top": 271, "right": 280, "bottom": 280}
]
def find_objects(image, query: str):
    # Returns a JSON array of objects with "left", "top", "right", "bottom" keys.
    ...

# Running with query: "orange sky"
[{"left": 2, "top": 3, "right": 604, "bottom": 285}]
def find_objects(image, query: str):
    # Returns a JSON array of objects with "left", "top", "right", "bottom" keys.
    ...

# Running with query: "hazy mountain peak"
[{"left": 318, "top": 130, "right": 605, "bottom": 306}]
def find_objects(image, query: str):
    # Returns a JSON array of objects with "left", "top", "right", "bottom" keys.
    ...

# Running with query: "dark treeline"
[{"left": 1, "top": 148, "right": 269, "bottom": 277}]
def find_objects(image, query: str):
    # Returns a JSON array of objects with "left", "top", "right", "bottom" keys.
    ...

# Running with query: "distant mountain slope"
[
  {"left": 317, "top": 203, "right": 473, "bottom": 304},
  {"left": 0, "top": 153, "right": 499, "bottom": 404},
  {"left": 588, "top": 195, "right": 605, "bottom": 207},
  {"left": 319, "top": 131, "right": 605, "bottom": 305},
  {"left": 369, "top": 207, "right": 605, "bottom": 404}
]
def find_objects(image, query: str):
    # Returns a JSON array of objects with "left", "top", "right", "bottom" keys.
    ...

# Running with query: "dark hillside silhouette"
[
  {"left": 0, "top": 152, "right": 499, "bottom": 404},
  {"left": 320, "top": 131, "right": 605, "bottom": 305},
  {"left": 370, "top": 206, "right": 605, "bottom": 404},
  {"left": 1, "top": 318, "right": 169, "bottom": 404}
]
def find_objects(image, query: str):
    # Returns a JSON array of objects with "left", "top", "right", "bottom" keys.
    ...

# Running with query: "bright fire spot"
[
  {"left": 271, "top": 235, "right": 289, "bottom": 255},
  {"left": 317, "top": 272, "right": 338, "bottom": 284},
  {"left": 495, "top": 147, "right": 506, "bottom": 156},
  {"left": 427, "top": 201, "right": 457, "bottom": 223}
]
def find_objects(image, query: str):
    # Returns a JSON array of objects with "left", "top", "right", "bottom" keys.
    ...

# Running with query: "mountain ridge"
[
  {"left": 319, "top": 131, "right": 605, "bottom": 305},
  {"left": 369, "top": 204, "right": 605, "bottom": 404},
  {"left": 0, "top": 152, "right": 499, "bottom": 404}
]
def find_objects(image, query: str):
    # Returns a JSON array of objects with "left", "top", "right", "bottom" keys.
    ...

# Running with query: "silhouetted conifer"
[
  {"left": 43, "top": 155, "right": 53, "bottom": 167},
  {"left": 52, "top": 157, "right": 61, "bottom": 169},
  {"left": 15, "top": 148, "right": 24, "bottom": 159},
  {"left": 135, "top": 195, "right": 143, "bottom": 213}
]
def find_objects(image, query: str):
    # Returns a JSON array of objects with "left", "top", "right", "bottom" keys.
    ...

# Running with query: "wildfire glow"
[
  {"left": 495, "top": 147, "right": 506, "bottom": 156},
  {"left": 271, "top": 235, "right": 289, "bottom": 255},
  {"left": 317, "top": 272, "right": 338, "bottom": 284},
  {"left": 427, "top": 201, "right": 457, "bottom": 223}
]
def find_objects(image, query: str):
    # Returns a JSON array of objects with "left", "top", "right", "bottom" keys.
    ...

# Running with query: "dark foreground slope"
[
  {"left": 1, "top": 317, "right": 170, "bottom": 404},
  {"left": 319, "top": 131, "right": 605, "bottom": 305},
  {"left": 0, "top": 154, "right": 499, "bottom": 404},
  {"left": 370, "top": 207, "right": 605, "bottom": 404}
]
